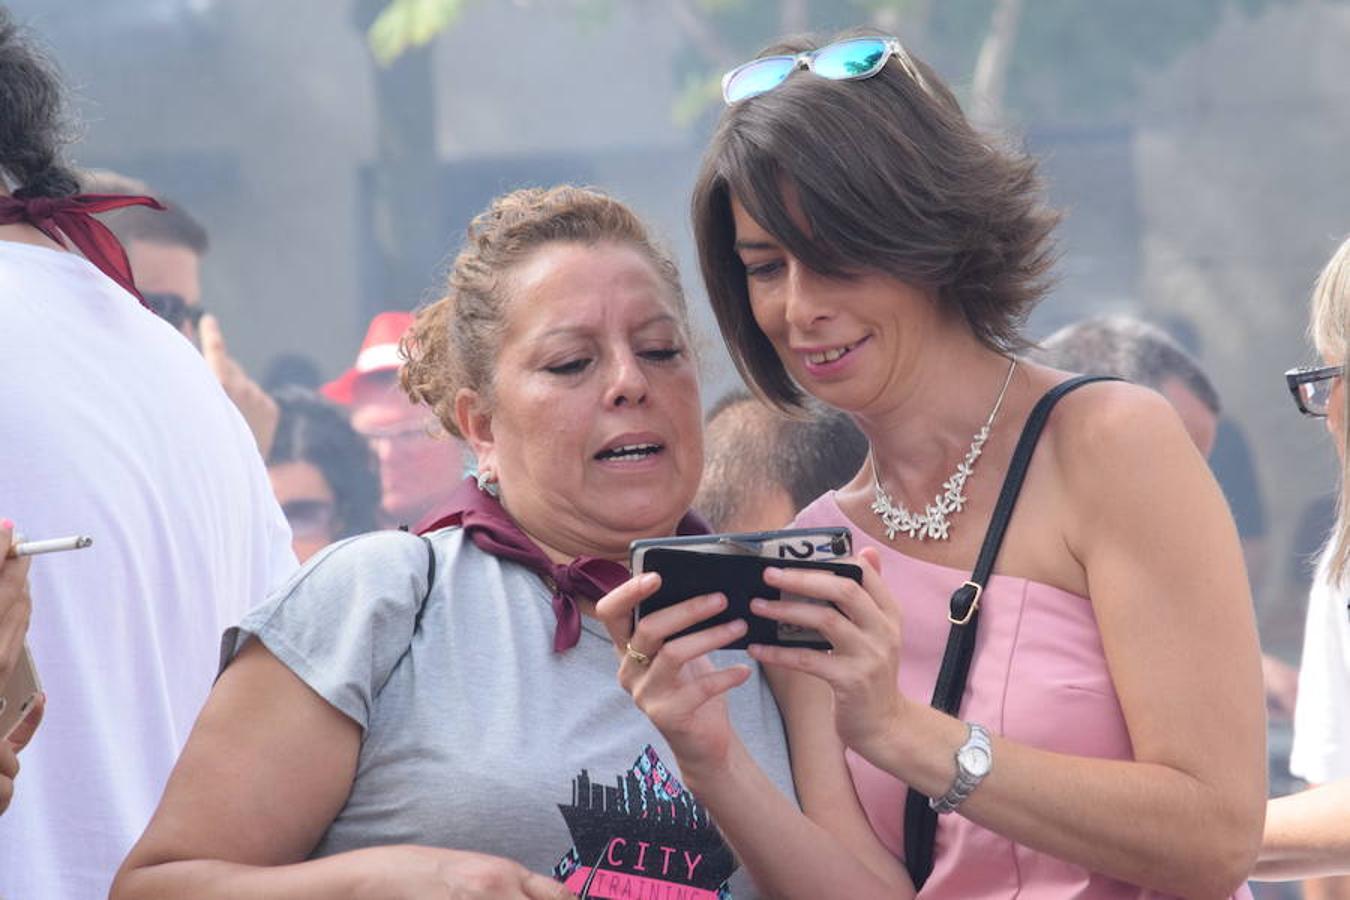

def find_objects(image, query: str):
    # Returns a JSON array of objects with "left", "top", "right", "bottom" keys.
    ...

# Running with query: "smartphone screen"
[{"left": 634, "top": 548, "right": 861, "bottom": 650}]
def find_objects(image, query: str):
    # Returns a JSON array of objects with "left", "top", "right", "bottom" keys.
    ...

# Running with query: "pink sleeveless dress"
[{"left": 794, "top": 493, "right": 1253, "bottom": 899}]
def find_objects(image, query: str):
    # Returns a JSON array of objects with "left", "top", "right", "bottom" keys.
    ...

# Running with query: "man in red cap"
[{"left": 323, "top": 311, "right": 466, "bottom": 528}]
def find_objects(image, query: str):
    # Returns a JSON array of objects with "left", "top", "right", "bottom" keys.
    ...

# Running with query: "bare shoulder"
[
  {"left": 1040, "top": 378, "right": 1199, "bottom": 493},
  {"left": 1024, "top": 374, "right": 1226, "bottom": 559}
]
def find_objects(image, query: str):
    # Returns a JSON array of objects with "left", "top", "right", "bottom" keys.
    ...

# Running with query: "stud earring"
[{"left": 475, "top": 468, "right": 500, "bottom": 498}]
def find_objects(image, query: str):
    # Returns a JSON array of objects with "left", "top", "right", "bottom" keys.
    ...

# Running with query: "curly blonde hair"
[{"left": 400, "top": 185, "right": 689, "bottom": 439}]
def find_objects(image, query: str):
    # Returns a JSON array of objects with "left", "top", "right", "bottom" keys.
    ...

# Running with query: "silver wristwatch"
[{"left": 929, "top": 722, "right": 993, "bottom": 814}]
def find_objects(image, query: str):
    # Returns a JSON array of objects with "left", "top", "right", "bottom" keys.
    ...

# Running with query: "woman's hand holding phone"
[
  {"left": 0, "top": 520, "right": 44, "bottom": 816},
  {"left": 748, "top": 546, "right": 912, "bottom": 761},
  {"left": 594, "top": 573, "right": 753, "bottom": 775},
  {"left": 0, "top": 692, "right": 43, "bottom": 815},
  {"left": 596, "top": 532, "right": 906, "bottom": 774},
  {"left": 0, "top": 521, "right": 33, "bottom": 689}
]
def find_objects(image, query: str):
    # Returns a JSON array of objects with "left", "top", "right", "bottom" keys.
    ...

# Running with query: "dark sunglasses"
[
  {"left": 721, "top": 35, "right": 929, "bottom": 105},
  {"left": 1285, "top": 364, "right": 1343, "bottom": 417},
  {"left": 143, "top": 291, "right": 205, "bottom": 332},
  {"left": 281, "top": 499, "right": 338, "bottom": 540}
]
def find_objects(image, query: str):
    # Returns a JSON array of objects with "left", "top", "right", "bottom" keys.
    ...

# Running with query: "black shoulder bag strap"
[
  {"left": 902, "top": 374, "right": 1117, "bottom": 888},
  {"left": 397, "top": 524, "right": 439, "bottom": 631},
  {"left": 415, "top": 533, "right": 437, "bottom": 632}
]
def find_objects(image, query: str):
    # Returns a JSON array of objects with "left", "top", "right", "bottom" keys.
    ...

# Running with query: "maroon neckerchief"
[
  {"left": 0, "top": 193, "right": 165, "bottom": 304},
  {"left": 419, "top": 477, "right": 710, "bottom": 652}
]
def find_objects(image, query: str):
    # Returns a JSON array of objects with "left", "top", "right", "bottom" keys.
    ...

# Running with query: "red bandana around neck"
[
  {"left": 0, "top": 193, "right": 165, "bottom": 304},
  {"left": 418, "top": 477, "right": 710, "bottom": 652}
]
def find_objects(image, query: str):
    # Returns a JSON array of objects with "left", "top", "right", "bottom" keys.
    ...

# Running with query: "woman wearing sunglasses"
[
  {"left": 265, "top": 387, "right": 381, "bottom": 563},
  {"left": 599, "top": 29, "right": 1265, "bottom": 899},
  {"left": 1256, "top": 236, "right": 1350, "bottom": 883}
]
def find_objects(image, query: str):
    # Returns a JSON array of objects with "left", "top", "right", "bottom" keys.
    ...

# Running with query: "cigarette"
[{"left": 6, "top": 536, "right": 93, "bottom": 558}]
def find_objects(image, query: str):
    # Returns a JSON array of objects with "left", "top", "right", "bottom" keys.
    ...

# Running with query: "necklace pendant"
[
  {"left": 868, "top": 357, "right": 1017, "bottom": 544},
  {"left": 872, "top": 482, "right": 958, "bottom": 543}
]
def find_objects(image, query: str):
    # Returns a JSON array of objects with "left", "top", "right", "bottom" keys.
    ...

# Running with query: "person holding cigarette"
[
  {"left": 0, "top": 522, "right": 32, "bottom": 692},
  {"left": 0, "top": 11, "right": 296, "bottom": 896},
  {"left": 0, "top": 520, "right": 44, "bottom": 819}
]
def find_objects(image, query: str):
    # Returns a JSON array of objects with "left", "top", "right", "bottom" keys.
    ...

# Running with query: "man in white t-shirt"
[
  {"left": 0, "top": 14, "right": 297, "bottom": 895},
  {"left": 0, "top": 234, "right": 298, "bottom": 897},
  {"left": 0, "top": 229, "right": 297, "bottom": 898}
]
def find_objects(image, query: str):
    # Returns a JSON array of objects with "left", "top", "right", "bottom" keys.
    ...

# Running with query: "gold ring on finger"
[{"left": 624, "top": 642, "right": 652, "bottom": 666}]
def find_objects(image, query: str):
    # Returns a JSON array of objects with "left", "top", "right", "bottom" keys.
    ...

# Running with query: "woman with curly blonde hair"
[{"left": 115, "top": 186, "right": 793, "bottom": 899}]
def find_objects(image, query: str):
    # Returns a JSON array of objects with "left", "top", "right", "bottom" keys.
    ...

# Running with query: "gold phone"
[{"left": 0, "top": 642, "right": 41, "bottom": 741}]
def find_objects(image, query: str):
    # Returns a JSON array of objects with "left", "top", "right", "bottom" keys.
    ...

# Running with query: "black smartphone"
[{"left": 633, "top": 547, "right": 861, "bottom": 650}]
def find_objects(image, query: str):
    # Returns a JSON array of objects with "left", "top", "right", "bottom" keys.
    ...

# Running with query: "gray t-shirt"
[{"left": 222, "top": 527, "right": 796, "bottom": 898}]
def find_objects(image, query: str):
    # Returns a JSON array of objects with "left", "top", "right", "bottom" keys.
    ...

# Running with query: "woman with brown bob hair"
[
  {"left": 114, "top": 186, "right": 795, "bottom": 899},
  {"left": 599, "top": 29, "right": 1266, "bottom": 898}
]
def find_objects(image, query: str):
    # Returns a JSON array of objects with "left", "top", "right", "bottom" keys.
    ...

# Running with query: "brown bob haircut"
[{"left": 693, "top": 28, "right": 1060, "bottom": 411}]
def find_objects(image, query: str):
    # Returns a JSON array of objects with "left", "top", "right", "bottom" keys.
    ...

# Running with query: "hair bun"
[{"left": 12, "top": 164, "right": 80, "bottom": 200}]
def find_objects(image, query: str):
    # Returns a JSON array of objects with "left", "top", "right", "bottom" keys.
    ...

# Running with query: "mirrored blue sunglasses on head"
[{"left": 721, "top": 36, "right": 929, "bottom": 105}]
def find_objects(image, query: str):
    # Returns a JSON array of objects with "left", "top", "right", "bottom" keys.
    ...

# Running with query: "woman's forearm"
[
  {"left": 111, "top": 854, "right": 371, "bottom": 900},
  {"left": 112, "top": 844, "right": 572, "bottom": 900},
  {"left": 862, "top": 702, "right": 1263, "bottom": 899},
  {"left": 1254, "top": 781, "right": 1350, "bottom": 881},
  {"left": 681, "top": 738, "right": 913, "bottom": 900}
]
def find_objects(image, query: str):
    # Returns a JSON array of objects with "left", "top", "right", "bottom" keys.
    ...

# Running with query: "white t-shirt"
[
  {"left": 0, "top": 243, "right": 297, "bottom": 899},
  {"left": 1290, "top": 548, "right": 1350, "bottom": 784}
]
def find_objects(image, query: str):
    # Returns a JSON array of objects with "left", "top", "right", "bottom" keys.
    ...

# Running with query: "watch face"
[{"left": 958, "top": 745, "right": 992, "bottom": 777}]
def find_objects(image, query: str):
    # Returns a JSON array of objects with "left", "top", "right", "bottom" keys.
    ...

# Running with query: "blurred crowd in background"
[{"left": 3, "top": 1, "right": 1350, "bottom": 897}]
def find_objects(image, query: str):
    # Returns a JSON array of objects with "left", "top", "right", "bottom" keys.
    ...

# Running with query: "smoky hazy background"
[{"left": 13, "top": 0, "right": 1350, "bottom": 864}]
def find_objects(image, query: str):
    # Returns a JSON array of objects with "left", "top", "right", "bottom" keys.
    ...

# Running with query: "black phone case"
[{"left": 635, "top": 548, "right": 862, "bottom": 650}]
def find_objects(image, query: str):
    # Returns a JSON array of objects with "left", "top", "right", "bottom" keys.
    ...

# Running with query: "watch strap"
[{"left": 929, "top": 722, "right": 992, "bottom": 814}]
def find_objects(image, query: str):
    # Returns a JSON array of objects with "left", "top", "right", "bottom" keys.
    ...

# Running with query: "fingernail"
[
  {"left": 640, "top": 572, "right": 659, "bottom": 588},
  {"left": 0, "top": 519, "right": 12, "bottom": 531},
  {"left": 729, "top": 618, "right": 747, "bottom": 633},
  {"left": 707, "top": 592, "right": 727, "bottom": 609}
]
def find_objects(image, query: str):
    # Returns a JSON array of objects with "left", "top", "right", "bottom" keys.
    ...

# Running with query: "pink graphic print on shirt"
[{"left": 553, "top": 745, "right": 736, "bottom": 899}]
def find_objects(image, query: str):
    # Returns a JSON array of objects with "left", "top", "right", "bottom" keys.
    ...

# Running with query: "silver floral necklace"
[{"left": 871, "top": 357, "right": 1017, "bottom": 542}]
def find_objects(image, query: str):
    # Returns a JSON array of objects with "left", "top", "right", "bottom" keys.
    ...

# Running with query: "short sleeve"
[
  {"left": 1289, "top": 564, "right": 1350, "bottom": 783},
  {"left": 219, "top": 530, "right": 435, "bottom": 731}
]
